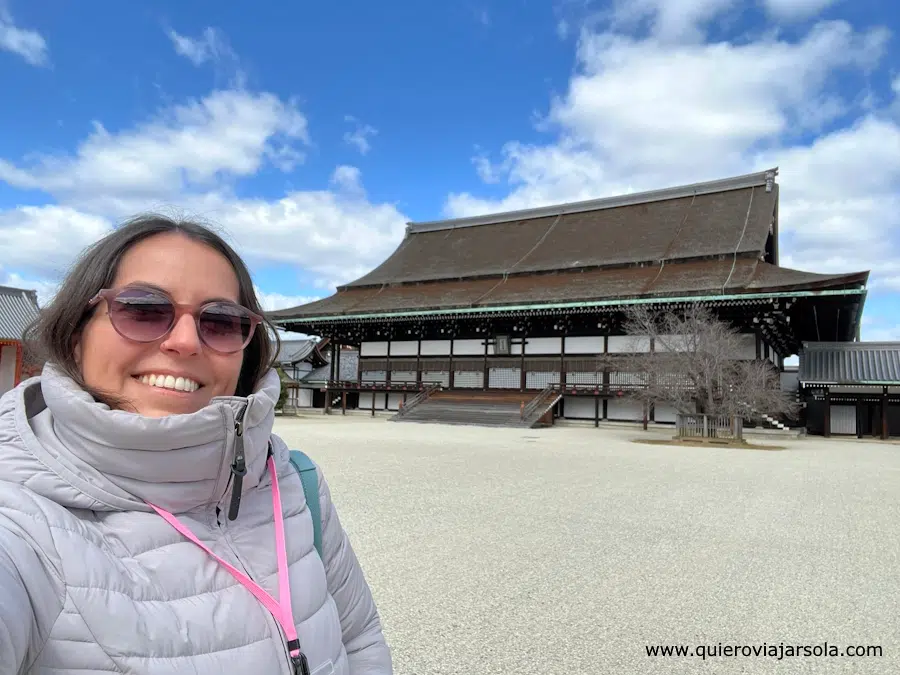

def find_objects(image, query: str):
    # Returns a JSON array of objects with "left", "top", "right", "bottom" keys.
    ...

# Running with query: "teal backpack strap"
[{"left": 288, "top": 450, "right": 323, "bottom": 559}]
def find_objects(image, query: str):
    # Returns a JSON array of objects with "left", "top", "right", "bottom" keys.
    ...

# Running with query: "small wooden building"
[
  {"left": 0, "top": 285, "right": 40, "bottom": 396},
  {"left": 800, "top": 342, "right": 900, "bottom": 439},
  {"left": 270, "top": 169, "right": 869, "bottom": 426}
]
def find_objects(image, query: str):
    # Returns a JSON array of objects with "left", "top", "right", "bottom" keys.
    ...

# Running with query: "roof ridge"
[{"left": 407, "top": 168, "right": 778, "bottom": 234}]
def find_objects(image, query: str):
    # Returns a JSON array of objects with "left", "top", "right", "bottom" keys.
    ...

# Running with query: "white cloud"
[
  {"left": 0, "top": 6, "right": 48, "bottom": 66},
  {"left": 762, "top": 0, "right": 841, "bottom": 22},
  {"left": 444, "top": 17, "right": 899, "bottom": 300},
  {"left": 0, "top": 269, "right": 60, "bottom": 307},
  {"left": 343, "top": 116, "right": 378, "bottom": 155},
  {"left": 611, "top": 0, "right": 739, "bottom": 43},
  {"left": 254, "top": 288, "right": 322, "bottom": 312},
  {"left": 0, "top": 83, "right": 408, "bottom": 296},
  {"left": 0, "top": 90, "right": 309, "bottom": 208},
  {"left": 0, "top": 206, "right": 111, "bottom": 278},
  {"left": 168, "top": 27, "right": 230, "bottom": 67}
]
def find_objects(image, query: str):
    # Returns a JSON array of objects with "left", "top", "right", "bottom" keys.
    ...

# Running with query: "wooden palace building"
[{"left": 270, "top": 169, "right": 869, "bottom": 427}]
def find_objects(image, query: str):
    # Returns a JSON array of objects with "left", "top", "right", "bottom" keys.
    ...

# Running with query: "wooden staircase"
[{"left": 390, "top": 389, "right": 559, "bottom": 428}]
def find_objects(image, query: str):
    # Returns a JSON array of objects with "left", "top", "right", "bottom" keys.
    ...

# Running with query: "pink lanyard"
[{"left": 148, "top": 456, "right": 310, "bottom": 675}]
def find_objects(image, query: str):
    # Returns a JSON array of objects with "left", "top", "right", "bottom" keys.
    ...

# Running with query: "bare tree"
[{"left": 613, "top": 304, "right": 797, "bottom": 423}]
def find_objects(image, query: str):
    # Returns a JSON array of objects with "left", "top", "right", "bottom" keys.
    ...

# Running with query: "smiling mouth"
[{"left": 134, "top": 374, "right": 203, "bottom": 393}]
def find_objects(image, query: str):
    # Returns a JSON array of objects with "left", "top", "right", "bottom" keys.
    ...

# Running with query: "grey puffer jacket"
[{"left": 0, "top": 363, "right": 392, "bottom": 674}]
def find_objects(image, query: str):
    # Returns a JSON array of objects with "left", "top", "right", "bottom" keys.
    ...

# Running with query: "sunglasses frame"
[{"left": 87, "top": 285, "right": 264, "bottom": 354}]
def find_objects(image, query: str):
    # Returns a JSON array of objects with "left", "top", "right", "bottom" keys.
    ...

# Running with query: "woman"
[{"left": 0, "top": 215, "right": 393, "bottom": 674}]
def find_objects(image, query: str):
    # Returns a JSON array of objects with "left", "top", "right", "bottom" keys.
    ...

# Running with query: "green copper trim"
[{"left": 272, "top": 288, "right": 866, "bottom": 325}]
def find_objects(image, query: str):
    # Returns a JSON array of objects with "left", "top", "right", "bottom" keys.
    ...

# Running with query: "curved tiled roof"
[
  {"left": 269, "top": 169, "right": 868, "bottom": 324},
  {"left": 269, "top": 259, "right": 867, "bottom": 320},
  {"left": 800, "top": 342, "right": 900, "bottom": 384},
  {"left": 0, "top": 285, "right": 40, "bottom": 341},
  {"left": 346, "top": 170, "right": 778, "bottom": 288}
]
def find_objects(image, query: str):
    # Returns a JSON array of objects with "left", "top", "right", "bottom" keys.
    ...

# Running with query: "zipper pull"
[
  {"left": 227, "top": 406, "right": 248, "bottom": 521},
  {"left": 291, "top": 653, "right": 311, "bottom": 675}
]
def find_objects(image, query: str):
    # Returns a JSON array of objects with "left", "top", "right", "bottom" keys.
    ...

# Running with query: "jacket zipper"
[{"left": 215, "top": 404, "right": 303, "bottom": 674}]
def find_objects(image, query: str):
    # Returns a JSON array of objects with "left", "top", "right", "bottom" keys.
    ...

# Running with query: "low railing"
[
  {"left": 329, "top": 379, "right": 443, "bottom": 391},
  {"left": 396, "top": 383, "right": 442, "bottom": 417},
  {"left": 676, "top": 414, "right": 743, "bottom": 441},
  {"left": 522, "top": 385, "right": 559, "bottom": 421}
]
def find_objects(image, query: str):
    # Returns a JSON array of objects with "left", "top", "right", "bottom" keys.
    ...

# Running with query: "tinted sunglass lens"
[
  {"left": 109, "top": 289, "right": 175, "bottom": 341},
  {"left": 198, "top": 304, "right": 253, "bottom": 352}
]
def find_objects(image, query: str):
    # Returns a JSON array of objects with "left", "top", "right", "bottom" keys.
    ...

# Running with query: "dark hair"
[{"left": 24, "top": 214, "right": 281, "bottom": 409}]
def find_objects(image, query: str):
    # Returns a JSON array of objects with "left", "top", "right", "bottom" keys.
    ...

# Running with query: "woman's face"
[{"left": 76, "top": 233, "right": 245, "bottom": 417}]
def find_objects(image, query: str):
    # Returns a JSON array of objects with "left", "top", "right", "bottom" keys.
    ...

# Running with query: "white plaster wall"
[
  {"left": 389, "top": 340, "right": 418, "bottom": 356},
  {"left": 295, "top": 389, "right": 314, "bottom": 408},
  {"left": 654, "top": 402, "right": 679, "bottom": 423},
  {"left": 780, "top": 371, "right": 799, "bottom": 393},
  {"left": 564, "top": 336, "right": 604, "bottom": 354},
  {"left": 387, "top": 393, "right": 404, "bottom": 411},
  {"left": 608, "top": 335, "right": 650, "bottom": 353},
  {"left": 0, "top": 345, "right": 16, "bottom": 395},
  {"left": 525, "top": 337, "right": 562, "bottom": 354},
  {"left": 608, "top": 397, "right": 644, "bottom": 420},
  {"left": 453, "top": 339, "right": 485, "bottom": 355},
  {"left": 421, "top": 340, "right": 452, "bottom": 355},
  {"left": 359, "top": 392, "right": 376, "bottom": 409},
  {"left": 563, "top": 397, "right": 595, "bottom": 419},
  {"left": 361, "top": 370, "right": 387, "bottom": 382},
  {"left": 654, "top": 334, "right": 693, "bottom": 352},
  {"left": 390, "top": 370, "right": 417, "bottom": 383},
  {"left": 360, "top": 341, "right": 389, "bottom": 357},
  {"left": 735, "top": 334, "right": 757, "bottom": 360}
]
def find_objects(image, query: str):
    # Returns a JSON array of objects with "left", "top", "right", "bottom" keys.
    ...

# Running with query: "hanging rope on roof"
[
  {"left": 469, "top": 211, "right": 564, "bottom": 307},
  {"left": 645, "top": 193, "right": 697, "bottom": 294},
  {"left": 722, "top": 187, "right": 755, "bottom": 293}
]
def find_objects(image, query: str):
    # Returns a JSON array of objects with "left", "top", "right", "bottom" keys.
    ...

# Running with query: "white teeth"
[{"left": 138, "top": 374, "right": 200, "bottom": 392}]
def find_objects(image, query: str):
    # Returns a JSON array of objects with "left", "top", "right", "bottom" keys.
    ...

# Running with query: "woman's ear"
[{"left": 73, "top": 334, "right": 82, "bottom": 366}]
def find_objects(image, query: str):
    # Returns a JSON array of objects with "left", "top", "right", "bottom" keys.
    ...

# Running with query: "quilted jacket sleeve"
[
  {"left": 0, "top": 524, "right": 63, "bottom": 675},
  {"left": 318, "top": 469, "right": 393, "bottom": 674}
]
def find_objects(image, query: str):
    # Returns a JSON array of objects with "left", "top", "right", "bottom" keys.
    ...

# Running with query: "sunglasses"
[{"left": 88, "top": 286, "right": 263, "bottom": 354}]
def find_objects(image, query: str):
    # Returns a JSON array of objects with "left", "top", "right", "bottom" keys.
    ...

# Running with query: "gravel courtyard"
[{"left": 275, "top": 415, "right": 900, "bottom": 674}]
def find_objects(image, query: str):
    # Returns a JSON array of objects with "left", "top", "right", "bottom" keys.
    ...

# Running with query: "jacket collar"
[{"left": 18, "top": 362, "right": 280, "bottom": 516}]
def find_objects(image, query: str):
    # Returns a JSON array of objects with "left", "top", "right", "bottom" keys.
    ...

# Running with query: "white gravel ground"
[{"left": 275, "top": 414, "right": 900, "bottom": 675}]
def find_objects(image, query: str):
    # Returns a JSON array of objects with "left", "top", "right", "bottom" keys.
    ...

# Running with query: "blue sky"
[{"left": 0, "top": 0, "right": 898, "bottom": 344}]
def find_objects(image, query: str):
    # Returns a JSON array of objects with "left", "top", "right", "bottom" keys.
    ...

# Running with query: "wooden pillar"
[
  {"left": 416, "top": 339, "right": 422, "bottom": 387},
  {"left": 755, "top": 333, "right": 762, "bottom": 360},
  {"left": 325, "top": 341, "right": 336, "bottom": 414},
  {"left": 334, "top": 343, "right": 342, "bottom": 386},
  {"left": 483, "top": 334, "right": 489, "bottom": 391},
  {"left": 341, "top": 391, "right": 347, "bottom": 415},
  {"left": 882, "top": 386, "right": 889, "bottom": 440},
  {"left": 560, "top": 335, "right": 567, "bottom": 389},
  {"left": 856, "top": 397, "right": 863, "bottom": 439},
  {"left": 824, "top": 387, "right": 831, "bottom": 438},
  {"left": 642, "top": 401, "right": 648, "bottom": 431},
  {"left": 14, "top": 341, "right": 23, "bottom": 386},
  {"left": 520, "top": 337, "right": 527, "bottom": 391},
  {"left": 448, "top": 339, "right": 455, "bottom": 389},
  {"left": 594, "top": 396, "right": 600, "bottom": 427},
  {"left": 559, "top": 334, "right": 567, "bottom": 418}
]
